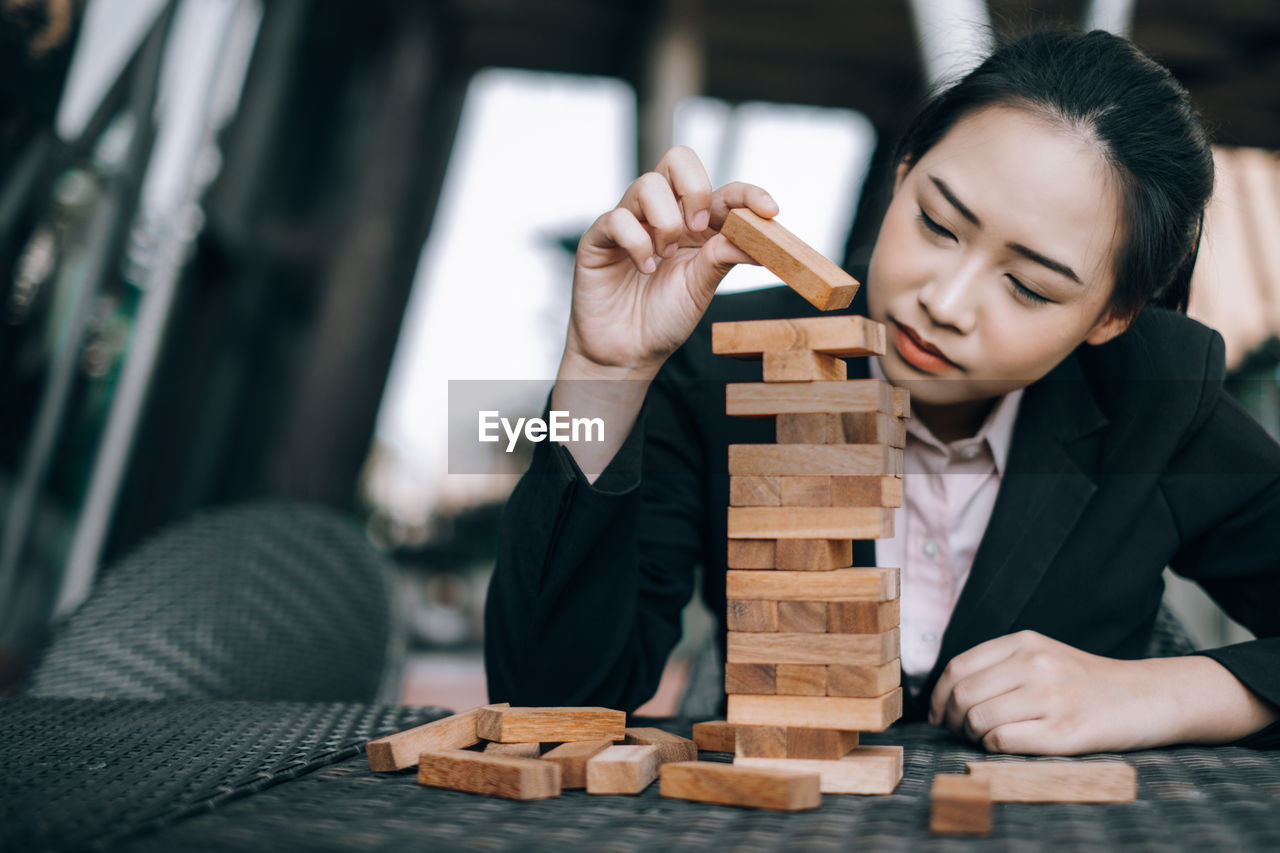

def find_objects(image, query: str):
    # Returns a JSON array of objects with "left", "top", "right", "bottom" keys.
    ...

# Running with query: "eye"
[
  {"left": 917, "top": 207, "right": 955, "bottom": 241},
  {"left": 1008, "top": 274, "right": 1051, "bottom": 305}
]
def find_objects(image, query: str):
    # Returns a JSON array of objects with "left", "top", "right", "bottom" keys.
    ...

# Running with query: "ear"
[
  {"left": 892, "top": 159, "right": 912, "bottom": 194},
  {"left": 1084, "top": 308, "right": 1132, "bottom": 346}
]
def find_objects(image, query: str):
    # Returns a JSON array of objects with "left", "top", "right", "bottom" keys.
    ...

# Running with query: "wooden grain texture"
[
  {"left": 417, "top": 749, "right": 561, "bottom": 800},
  {"left": 728, "top": 444, "right": 902, "bottom": 477},
  {"left": 727, "top": 630, "right": 899, "bottom": 666},
  {"left": 776, "top": 600, "right": 828, "bottom": 633},
  {"left": 691, "top": 721, "right": 736, "bottom": 753},
  {"left": 730, "top": 475, "right": 781, "bottom": 506},
  {"left": 775, "top": 664, "right": 828, "bottom": 696},
  {"left": 735, "top": 745, "right": 904, "bottom": 794},
  {"left": 762, "top": 350, "right": 847, "bottom": 381},
  {"left": 483, "top": 741, "right": 541, "bottom": 758},
  {"left": 964, "top": 760, "right": 1137, "bottom": 802},
  {"left": 766, "top": 475, "right": 903, "bottom": 508},
  {"left": 930, "top": 774, "right": 992, "bottom": 835},
  {"left": 830, "top": 476, "right": 904, "bottom": 508},
  {"left": 774, "top": 539, "right": 852, "bottom": 570},
  {"left": 476, "top": 707, "right": 625, "bottom": 744},
  {"left": 840, "top": 412, "right": 907, "bottom": 447},
  {"left": 712, "top": 315, "right": 885, "bottom": 358},
  {"left": 784, "top": 728, "right": 860, "bottom": 760},
  {"left": 776, "top": 413, "right": 844, "bottom": 444},
  {"left": 586, "top": 745, "right": 659, "bottom": 795},
  {"left": 893, "top": 386, "right": 910, "bottom": 418},
  {"left": 366, "top": 703, "right": 508, "bottom": 772},
  {"left": 727, "top": 539, "right": 776, "bottom": 569},
  {"left": 727, "top": 599, "right": 778, "bottom": 632},
  {"left": 828, "top": 599, "right": 900, "bottom": 633},
  {"left": 659, "top": 761, "right": 822, "bottom": 811},
  {"left": 728, "top": 690, "right": 903, "bottom": 732},
  {"left": 779, "top": 476, "right": 835, "bottom": 507},
  {"left": 734, "top": 725, "right": 787, "bottom": 758},
  {"left": 727, "top": 381, "right": 895, "bottom": 417},
  {"left": 719, "top": 209, "right": 860, "bottom": 311},
  {"left": 728, "top": 506, "right": 894, "bottom": 540},
  {"left": 726, "top": 568, "right": 900, "bottom": 602},
  {"left": 623, "top": 728, "right": 698, "bottom": 764},
  {"left": 540, "top": 740, "right": 613, "bottom": 789},
  {"left": 725, "top": 662, "right": 776, "bottom": 694},
  {"left": 826, "top": 660, "right": 902, "bottom": 698}
]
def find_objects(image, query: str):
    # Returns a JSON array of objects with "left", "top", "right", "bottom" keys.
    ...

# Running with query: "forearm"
[
  {"left": 1133, "top": 654, "right": 1279, "bottom": 748},
  {"left": 551, "top": 348, "right": 658, "bottom": 485}
]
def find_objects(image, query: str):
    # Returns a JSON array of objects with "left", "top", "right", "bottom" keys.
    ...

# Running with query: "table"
[{"left": 3, "top": 699, "right": 1279, "bottom": 851}]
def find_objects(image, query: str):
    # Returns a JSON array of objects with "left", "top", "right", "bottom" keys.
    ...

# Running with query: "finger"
[
  {"left": 681, "top": 233, "right": 758, "bottom": 308},
  {"left": 980, "top": 719, "right": 1061, "bottom": 756},
  {"left": 941, "top": 660, "right": 1027, "bottom": 734},
  {"left": 930, "top": 634, "right": 1025, "bottom": 725},
  {"left": 583, "top": 207, "right": 657, "bottom": 274},
  {"left": 655, "top": 145, "right": 714, "bottom": 233},
  {"left": 708, "top": 181, "right": 780, "bottom": 230},
  {"left": 960, "top": 688, "right": 1044, "bottom": 744},
  {"left": 621, "top": 172, "right": 686, "bottom": 258}
]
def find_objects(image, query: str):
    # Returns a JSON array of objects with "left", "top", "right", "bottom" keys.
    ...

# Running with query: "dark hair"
[{"left": 893, "top": 29, "right": 1213, "bottom": 320}]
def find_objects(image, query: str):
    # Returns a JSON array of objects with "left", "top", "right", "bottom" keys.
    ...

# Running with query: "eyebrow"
[{"left": 928, "top": 174, "right": 1082, "bottom": 284}]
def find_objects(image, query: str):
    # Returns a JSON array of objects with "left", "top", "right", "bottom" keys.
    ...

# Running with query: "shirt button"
[
  {"left": 960, "top": 445, "right": 980, "bottom": 460},
  {"left": 923, "top": 632, "right": 939, "bottom": 643},
  {"left": 922, "top": 539, "right": 939, "bottom": 558}
]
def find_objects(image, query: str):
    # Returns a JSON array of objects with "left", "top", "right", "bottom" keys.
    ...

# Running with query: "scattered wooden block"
[
  {"left": 483, "top": 741, "right": 541, "bottom": 758},
  {"left": 540, "top": 740, "right": 614, "bottom": 789},
  {"left": 366, "top": 703, "right": 509, "bottom": 772},
  {"left": 828, "top": 599, "right": 900, "bottom": 633},
  {"left": 775, "top": 664, "right": 828, "bottom": 696},
  {"left": 762, "top": 351, "right": 847, "bottom": 382},
  {"left": 893, "top": 386, "right": 910, "bottom": 419},
  {"left": 719, "top": 209, "right": 860, "bottom": 311},
  {"left": 964, "top": 760, "right": 1137, "bottom": 802},
  {"left": 725, "top": 662, "right": 777, "bottom": 694},
  {"left": 776, "top": 600, "right": 829, "bottom": 633},
  {"left": 586, "top": 745, "right": 660, "bottom": 795},
  {"left": 712, "top": 315, "right": 885, "bottom": 358},
  {"left": 930, "top": 773, "right": 992, "bottom": 836},
  {"left": 728, "top": 690, "right": 903, "bottom": 732},
  {"left": 691, "top": 721, "right": 736, "bottom": 753},
  {"left": 826, "top": 660, "right": 902, "bottom": 698},
  {"left": 476, "top": 706, "right": 625, "bottom": 744},
  {"left": 730, "top": 475, "right": 781, "bottom": 506},
  {"left": 728, "top": 444, "right": 902, "bottom": 477},
  {"left": 726, "top": 568, "right": 899, "bottom": 602},
  {"left": 735, "top": 745, "right": 904, "bottom": 794},
  {"left": 784, "top": 728, "right": 860, "bottom": 760},
  {"left": 417, "top": 749, "right": 561, "bottom": 801},
  {"left": 727, "top": 599, "right": 779, "bottom": 632},
  {"left": 660, "top": 761, "right": 822, "bottom": 811},
  {"left": 727, "top": 539, "right": 776, "bottom": 569},
  {"left": 774, "top": 539, "right": 852, "bottom": 570},
  {"left": 727, "top": 381, "right": 895, "bottom": 417},
  {"left": 727, "top": 629, "right": 899, "bottom": 666},
  {"left": 623, "top": 728, "right": 698, "bottom": 764},
  {"left": 728, "top": 506, "right": 894, "bottom": 540}
]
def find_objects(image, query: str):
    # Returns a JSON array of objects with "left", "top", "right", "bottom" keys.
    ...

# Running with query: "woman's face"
[{"left": 867, "top": 104, "right": 1129, "bottom": 407}]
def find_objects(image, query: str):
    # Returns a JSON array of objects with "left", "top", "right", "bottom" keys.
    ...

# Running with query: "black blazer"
[{"left": 485, "top": 284, "right": 1280, "bottom": 748}]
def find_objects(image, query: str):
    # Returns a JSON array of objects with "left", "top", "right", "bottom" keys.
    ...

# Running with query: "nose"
[{"left": 918, "top": 259, "right": 980, "bottom": 334}]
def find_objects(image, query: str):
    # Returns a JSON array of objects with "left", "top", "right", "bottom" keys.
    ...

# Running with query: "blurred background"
[{"left": 1, "top": 0, "right": 1277, "bottom": 710}]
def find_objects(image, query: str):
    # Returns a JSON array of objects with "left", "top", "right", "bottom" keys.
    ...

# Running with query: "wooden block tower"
[{"left": 712, "top": 209, "right": 907, "bottom": 795}]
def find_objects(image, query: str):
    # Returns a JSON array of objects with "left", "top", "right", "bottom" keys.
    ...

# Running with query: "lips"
[{"left": 892, "top": 321, "right": 958, "bottom": 373}]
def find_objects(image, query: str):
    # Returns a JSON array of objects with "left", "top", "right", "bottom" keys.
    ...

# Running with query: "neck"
[{"left": 912, "top": 396, "right": 998, "bottom": 444}]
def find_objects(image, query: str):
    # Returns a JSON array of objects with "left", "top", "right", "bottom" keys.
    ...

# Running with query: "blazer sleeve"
[
  {"left": 1162, "top": 380, "right": 1280, "bottom": 749},
  {"left": 483, "top": 365, "right": 708, "bottom": 711}
]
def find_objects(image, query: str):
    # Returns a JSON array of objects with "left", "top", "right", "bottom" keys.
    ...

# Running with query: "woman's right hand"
[{"left": 562, "top": 145, "right": 779, "bottom": 380}]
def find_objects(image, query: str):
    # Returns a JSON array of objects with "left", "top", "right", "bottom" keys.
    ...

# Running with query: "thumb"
[{"left": 686, "top": 233, "right": 758, "bottom": 301}]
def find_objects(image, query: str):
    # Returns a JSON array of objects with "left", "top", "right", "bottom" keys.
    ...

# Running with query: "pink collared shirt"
[{"left": 869, "top": 358, "right": 1025, "bottom": 680}]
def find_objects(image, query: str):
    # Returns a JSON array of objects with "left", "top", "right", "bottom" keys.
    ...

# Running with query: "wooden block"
[
  {"left": 830, "top": 476, "right": 903, "bottom": 508},
  {"left": 719, "top": 208, "right": 860, "bottom": 311},
  {"left": 827, "top": 660, "right": 902, "bottom": 698},
  {"left": 712, "top": 315, "right": 885, "bottom": 358},
  {"left": 727, "top": 568, "right": 899, "bottom": 602},
  {"left": 366, "top": 703, "right": 509, "bottom": 772},
  {"left": 728, "top": 630, "right": 899, "bottom": 666},
  {"left": 483, "top": 741, "right": 541, "bottom": 758},
  {"left": 774, "top": 539, "right": 853, "bottom": 570},
  {"left": 784, "top": 728, "right": 860, "bottom": 760},
  {"left": 776, "top": 413, "right": 843, "bottom": 444},
  {"left": 840, "top": 412, "right": 907, "bottom": 448},
  {"left": 964, "top": 760, "right": 1137, "bottom": 802},
  {"left": 779, "top": 476, "right": 833, "bottom": 507},
  {"left": 691, "top": 720, "right": 736, "bottom": 753},
  {"left": 540, "top": 740, "right": 613, "bottom": 789},
  {"left": 417, "top": 749, "right": 560, "bottom": 800},
  {"left": 476, "top": 706, "right": 625, "bottom": 744},
  {"left": 735, "top": 745, "right": 903, "bottom": 794},
  {"left": 775, "top": 664, "right": 827, "bottom": 696},
  {"left": 623, "top": 728, "right": 698, "bottom": 764},
  {"left": 728, "top": 690, "right": 903, "bottom": 732},
  {"left": 729, "top": 475, "right": 781, "bottom": 506},
  {"left": 930, "top": 774, "right": 992, "bottom": 836},
  {"left": 725, "top": 662, "right": 776, "bottom": 694},
  {"left": 762, "top": 351, "right": 847, "bottom": 382},
  {"left": 727, "top": 381, "right": 894, "bottom": 417},
  {"left": 734, "top": 725, "right": 787, "bottom": 758},
  {"left": 727, "top": 599, "right": 778, "bottom": 632},
  {"left": 777, "top": 600, "right": 828, "bottom": 633},
  {"left": 828, "top": 599, "right": 900, "bottom": 633},
  {"left": 727, "top": 539, "right": 775, "bottom": 569},
  {"left": 893, "top": 386, "right": 910, "bottom": 418},
  {"left": 728, "top": 444, "right": 902, "bottom": 477},
  {"left": 586, "top": 745, "right": 659, "bottom": 795},
  {"left": 729, "top": 506, "right": 893, "bottom": 540},
  {"left": 660, "top": 761, "right": 822, "bottom": 811}
]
